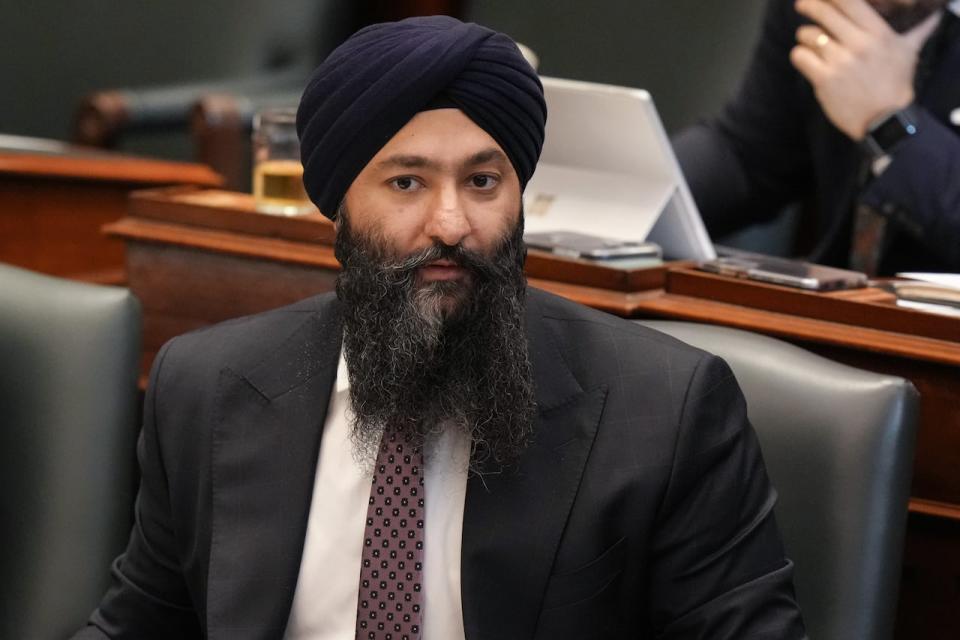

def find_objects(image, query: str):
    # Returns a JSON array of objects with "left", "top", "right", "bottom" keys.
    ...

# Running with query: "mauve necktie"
[{"left": 355, "top": 429, "right": 425, "bottom": 640}]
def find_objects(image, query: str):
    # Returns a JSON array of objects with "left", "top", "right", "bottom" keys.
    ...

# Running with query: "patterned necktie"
[{"left": 356, "top": 429, "right": 425, "bottom": 640}]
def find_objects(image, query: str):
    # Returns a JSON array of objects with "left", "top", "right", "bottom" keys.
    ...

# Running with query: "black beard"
[{"left": 333, "top": 209, "right": 537, "bottom": 472}]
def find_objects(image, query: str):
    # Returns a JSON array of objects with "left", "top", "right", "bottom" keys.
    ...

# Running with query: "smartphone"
[
  {"left": 698, "top": 254, "right": 868, "bottom": 291},
  {"left": 525, "top": 231, "right": 662, "bottom": 261}
]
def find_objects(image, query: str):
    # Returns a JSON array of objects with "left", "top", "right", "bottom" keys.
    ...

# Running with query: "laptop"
[{"left": 523, "top": 76, "right": 715, "bottom": 261}]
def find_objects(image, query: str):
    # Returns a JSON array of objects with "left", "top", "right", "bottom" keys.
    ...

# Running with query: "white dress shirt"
[{"left": 283, "top": 353, "right": 470, "bottom": 640}]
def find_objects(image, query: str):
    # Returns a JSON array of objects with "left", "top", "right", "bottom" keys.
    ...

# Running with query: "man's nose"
[{"left": 424, "top": 184, "right": 471, "bottom": 247}]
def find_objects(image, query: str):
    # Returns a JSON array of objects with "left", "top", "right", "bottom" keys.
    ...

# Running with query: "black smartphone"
[
  {"left": 525, "top": 231, "right": 662, "bottom": 261},
  {"left": 698, "top": 254, "right": 868, "bottom": 291}
]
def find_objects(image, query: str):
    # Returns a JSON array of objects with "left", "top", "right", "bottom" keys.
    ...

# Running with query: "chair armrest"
[{"left": 72, "top": 67, "right": 307, "bottom": 148}]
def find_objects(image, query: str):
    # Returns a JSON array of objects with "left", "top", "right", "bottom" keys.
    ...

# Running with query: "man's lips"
[{"left": 418, "top": 259, "right": 467, "bottom": 282}]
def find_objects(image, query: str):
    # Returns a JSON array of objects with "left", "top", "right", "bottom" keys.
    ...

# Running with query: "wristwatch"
[{"left": 864, "top": 105, "right": 920, "bottom": 158}]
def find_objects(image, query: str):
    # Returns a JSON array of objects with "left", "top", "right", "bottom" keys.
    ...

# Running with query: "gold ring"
[{"left": 815, "top": 33, "right": 830, "bottom": 48}]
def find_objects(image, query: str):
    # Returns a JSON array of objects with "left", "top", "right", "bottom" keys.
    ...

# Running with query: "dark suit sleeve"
[
  {"left": 860, "top": 106, "right": 960, "bottom": 270},
  {"left": 647, "top": 354, "right": 807, "bottom": 639},
  {"left": 672, "top": 0, "right": 813, "bottom": 237},
  {"left": 70, "top": 341, "right": 203, "bottom": 639}
]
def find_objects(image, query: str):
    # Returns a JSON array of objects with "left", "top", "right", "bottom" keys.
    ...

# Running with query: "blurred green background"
[{"left": 3, "top": 0, "right": 766, "bottom": 159}]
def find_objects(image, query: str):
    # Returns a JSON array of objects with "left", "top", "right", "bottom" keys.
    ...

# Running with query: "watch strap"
[{"left": 864, "top": 104, "right": 920, "bottom": 157}]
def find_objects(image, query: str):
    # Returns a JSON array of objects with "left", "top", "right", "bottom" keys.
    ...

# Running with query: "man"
[
  {"left": 674, "top": 0, "right": 960, "bottom": 275},
  {"left": 74, "top": 16, "right": 805, "bottom": 639}
]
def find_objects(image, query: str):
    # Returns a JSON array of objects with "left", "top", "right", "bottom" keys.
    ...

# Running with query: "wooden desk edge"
[
  {"left": 533, "top": 279, "right": 960, "bottom": 367},
  {"left": 910, "top": 497, "right": 960, "bottom": 522},
  {"left": 105, "top": 217, "right": 341, "bottom": 270},
  {"left": 108, "top": 211, "right": 960, "bottom": 368},
  {"left": 0, "top": 153, "right": 223, "bottom": 187}
]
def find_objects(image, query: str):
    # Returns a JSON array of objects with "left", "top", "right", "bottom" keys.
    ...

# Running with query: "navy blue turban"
[{"left": 296, "top": 15, "right": 547, "bottom": 219}]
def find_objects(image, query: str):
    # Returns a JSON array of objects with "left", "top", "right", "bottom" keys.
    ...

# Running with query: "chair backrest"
[
  {"left": 0, "top": 263, "right": 142, "bottom": 639},
  {"left": 638, "top": 320, "right": 918, "bottom": 640}
]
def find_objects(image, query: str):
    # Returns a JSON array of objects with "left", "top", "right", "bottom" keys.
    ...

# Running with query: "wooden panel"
[
  {"left": 0, "top": 145, "right": 223, "bottom": 280},
  {"left": 126, "top": 241, "right": 338, "bottom": 367},
  {"left": 666, "top": 267, "right": 960, "bottom": 343},
  {"left": 128, "top": 187, "right": 333, "bottom": 244},
  {"left": 106, "top": 217, "right": 340, "bottom": 269},
  {"left": 896, "top": 513, "right": 960, "bottom": 640},
  {"left": 0, "top": 176, "right": 127, "bottom": 278},
  {"left": 525, "top": 251, "right": 675, "bottom": 292},
  {"left": 631, "top": 292, "right": 960, "bottom": 366}
]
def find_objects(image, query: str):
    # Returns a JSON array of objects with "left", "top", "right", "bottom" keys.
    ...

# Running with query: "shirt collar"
[
  {"left": 335, "top": 350, "right": 350, "bottom": 394},
  {"left": 951, "top": 1, "right": 960, "bottom": 17}
]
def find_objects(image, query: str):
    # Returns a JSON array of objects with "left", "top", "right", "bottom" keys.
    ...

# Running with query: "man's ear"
[{"left": 334, "top": 200, "right": 347, "bottom": 231}]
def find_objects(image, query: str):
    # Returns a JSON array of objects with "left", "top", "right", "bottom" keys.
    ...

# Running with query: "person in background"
[
  {"left": 71, "top": 15, "right": 805, "bottom": 640},
  {"left": 674, "top": 0, "right": 960, "bottom": 276}
]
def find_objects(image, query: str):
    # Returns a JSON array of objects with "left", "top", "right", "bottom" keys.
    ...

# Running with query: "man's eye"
[
  {"left": 470, "top": 174, "right": 498, "bottom": 189},
  {"left": 390, "top": 176, "right": 420, "bottom": 191}
]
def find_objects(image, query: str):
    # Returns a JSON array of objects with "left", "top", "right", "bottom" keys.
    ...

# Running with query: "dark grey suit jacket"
[{"left": 74, "top": 288, "right": 805, "bottom": 639}]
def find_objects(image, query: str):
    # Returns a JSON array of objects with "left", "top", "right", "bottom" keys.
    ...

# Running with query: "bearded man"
[
  {"left": 674, "top": 0, "right": 960, "bottom": 276},
  {"left": 73, "top": 16, "right": 805, "bottom": 640}
]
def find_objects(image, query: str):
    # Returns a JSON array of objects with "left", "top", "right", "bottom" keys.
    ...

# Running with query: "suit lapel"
[
  {"left": 206, "top": 298, "right": 343, "bottom": 640},
  {"left": 461, "top": 292, "right": 607, "bottom": 639}
]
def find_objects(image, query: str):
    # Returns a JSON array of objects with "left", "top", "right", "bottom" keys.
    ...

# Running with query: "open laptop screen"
[{"left": 524, "top": 76, "right": 715, "bottom": 261}]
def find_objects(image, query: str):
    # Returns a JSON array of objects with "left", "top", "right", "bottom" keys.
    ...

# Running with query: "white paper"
[
  {"left": 896, "top": 299, "right": 960, "bottom": 318},
  {"left": 896, "top": 272, "right": 960, "bottom": 290}
]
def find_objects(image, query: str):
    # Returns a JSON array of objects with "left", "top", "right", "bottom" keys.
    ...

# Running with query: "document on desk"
[
  {"left": 896, "top": 299, "right": 960, "bottom": 318},
  {"left": 891, "top": 272, "right": 960, "bottom": 314},
  {"left": 897, "top": 273, "right": 960, "bottom": 289}
]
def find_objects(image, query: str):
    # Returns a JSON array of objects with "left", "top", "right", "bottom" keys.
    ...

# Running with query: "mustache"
[{"left": 384, "top": 237, "right": 522, "bottom": 279}]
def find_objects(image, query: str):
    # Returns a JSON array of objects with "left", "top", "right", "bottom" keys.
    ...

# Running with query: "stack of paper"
[{"left": 891, "top": 273, "right": 960, "bottom": 317}]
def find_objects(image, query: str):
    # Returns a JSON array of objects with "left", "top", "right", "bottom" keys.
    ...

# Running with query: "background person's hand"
[{"left": 790, "top": 0, "right": 940, "bottom": 140}]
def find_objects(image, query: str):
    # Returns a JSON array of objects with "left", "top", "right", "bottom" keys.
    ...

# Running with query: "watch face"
[{"left": 870, "top": 111, "right": 917, "bottom": 153}]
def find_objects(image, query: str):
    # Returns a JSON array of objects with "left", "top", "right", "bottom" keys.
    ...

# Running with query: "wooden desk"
[
  {"left": 0, "top": 135, "right": 222, "bottom": 283},
  {"left": 109, "top": 186, "right": 960, "bottom": 638}
]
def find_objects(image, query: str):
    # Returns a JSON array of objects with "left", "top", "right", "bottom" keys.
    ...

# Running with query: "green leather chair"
[
  {"left": 0, "top": 264, "right": 142, "bottom": 639},
  {"left": 639, "top": 320, "right": 919, "bottom": 640}
]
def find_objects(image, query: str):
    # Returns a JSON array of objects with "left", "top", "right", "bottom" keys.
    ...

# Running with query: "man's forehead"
[
  {"left": 374, "top": 148, "right": 511, "bottom": 171},
  {"left": 367, "top": 108, "right": 512, "bottom": 171}
]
